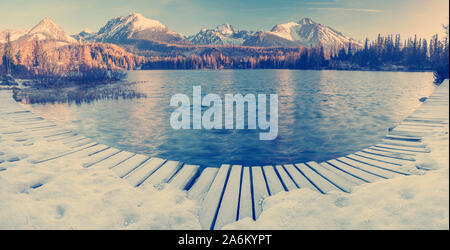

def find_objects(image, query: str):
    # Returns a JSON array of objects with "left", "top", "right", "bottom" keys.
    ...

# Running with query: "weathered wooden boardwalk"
[{"left": 0, "top": 80, "right": 448, "bottom": 229}]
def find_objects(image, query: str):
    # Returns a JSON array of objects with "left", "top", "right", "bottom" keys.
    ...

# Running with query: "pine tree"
[{"left": 2, "top": 32, "right": 14, "bottom": 75}]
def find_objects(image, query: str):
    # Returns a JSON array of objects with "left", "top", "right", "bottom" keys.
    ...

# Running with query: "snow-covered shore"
[
  {"left": 224, "top": 122, "right": 449, "bottom": 230},
  {"left": 0, "top": 117, "right": 201, "bottom": 229}
]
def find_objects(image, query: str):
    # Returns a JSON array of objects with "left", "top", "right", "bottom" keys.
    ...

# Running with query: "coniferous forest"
[
  {"left": 1, "top": 30, "right": 449, "bottom": 85},
  {"left": 142, "top": 33, "right": 449, "bottom": 81}
]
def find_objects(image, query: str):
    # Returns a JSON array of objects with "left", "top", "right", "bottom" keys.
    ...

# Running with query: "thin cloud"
[{"left": 309, "top": 7, "right": 385, "bottom": 13}]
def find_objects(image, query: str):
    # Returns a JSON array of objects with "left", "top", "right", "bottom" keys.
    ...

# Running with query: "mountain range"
[
  {"left": 187, "top": 18, "right": 361, "bottom": 50},
  {"left": 1, "top": 17, "right": 76, "bottom": 44},
  {"left": 246, "top": 18, "right": 360, "bottom": 49},
  {"left": 185, "top": 24, "right": 255, "bottom": 46},
  {"left": 1, "top": 13, "right": 360, "bottom": 51}
]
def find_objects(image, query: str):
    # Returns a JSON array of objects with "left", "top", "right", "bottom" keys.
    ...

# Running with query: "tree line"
[
  {"left": 2, "top": 28, "right": 449, "bottom": 84},
  {"left": 1, "top": 36, "right": 143, "bottom": 86},
  {"left": 141, "top": 32, "right": 449, "bottom": 81}
]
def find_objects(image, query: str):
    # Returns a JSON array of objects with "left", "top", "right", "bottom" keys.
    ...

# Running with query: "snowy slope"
[
  {"left": 267, "top": 18, "right": 361, "bottom": 49},
  {"left": 189, "top": 18, "right": 360, "bottom": 50},
  {"left": 92, "top": 13, "right": 186, "bottom": 45},
  {"left": 187, "top": 24, "right": 255, "bottom": 46},
  {"left": 71, "top": 28, "right": 96, "bottom": 43},
  {"left": 242, "top": 31, "right": 299, "bottom": 47},
  {"left": 0, "top": 29, "right": 28, "bottom": 43},
  {"left": 23, "top": 18, "right": 77, "bottom": 43}
]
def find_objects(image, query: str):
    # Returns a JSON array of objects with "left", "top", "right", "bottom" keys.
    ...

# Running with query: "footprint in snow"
[
  {"left": 55, "top": 205, "right": 66, "bottom": 219},
  {"left": 7, "top": 156, "right": 20, "bottom": 162}
]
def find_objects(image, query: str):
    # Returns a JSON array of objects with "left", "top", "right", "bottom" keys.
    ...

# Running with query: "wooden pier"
[{"left": 1, "top": 80, "right": 448, "bottom": 229}]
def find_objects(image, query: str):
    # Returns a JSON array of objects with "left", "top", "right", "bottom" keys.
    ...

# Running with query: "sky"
[{"left": 0, "top": 0, "right": 448, "bottom": 41}]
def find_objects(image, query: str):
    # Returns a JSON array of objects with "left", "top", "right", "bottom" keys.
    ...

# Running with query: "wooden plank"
[
  {"left": 384, "top": 134, "right": 422, "bottom": 142},
  {"left": 33, "top": 142, "right": 98, "bottom": 164},
  {"left": 362, "top": 148, "right": 415, "bottom": 161},
  {"left": 15, "top": 118, "right": 44, "bottom": 123},
  {"left": 392, "top": 127, "right": 436, "bottom": 135},
  {"left": 13, "top": 115, "right": 43, "bottom": 119},
  {"left": 15, "top": 121, "right": 49, "bottom": 127},
  {"left": 112, "top": 154, "right": 150, "bottom": 178},
  {"left": 327, "top": 159, "right": 382, "bottom": 183},
  {"left": 29, "top": 125, "right": 57, "bottom": 130},
  {"left": 306, "top": 161, "right": 356, "bottom": 193},
  {"left": 368, "top": 146, "right": 417, "bottom": 156},
  {"left": 404, "top": 118, "right": 448, "bottom": 124},
  {"left": 4, "top": 110, "right": 31, "bottom": 114},
  {"left": 382, "top": 139, "right": 427, "bottom": 148},
  {"left": 13, "top": 114, "right": 43, "bottom": 119},
  {"left": 61, "top": 135, "right": 87, "bottom": 144},
  {"left": 399, "top": 122, "right": 444, "bottom": 128},
  {"left": 275, "top": 165, "right": 297, "bottom": 191},
  {"left": 66, "top": 138, "right": 93, "bottom": 148},
  {"left": 30, "top": 128, "right": 69, "bottom": 137},
  {"left": 295, "top": 163, "right": 339, "bottom": 194},
  {"left": 47, "top": 133, "right": 79, "bottom": 142},
  {"left": 188, "top": 168, "right": 219, "bottom": 201},
  {"left": 346, "top": 154, "right": 411, "bottom": 175},
  {"left": 396, "top": 124, "right": 444, "bottom": 130},
  {"left": 9, "top": 113, "right": 36, "bottom": 118},
  {"left": 375, "top": 143, "right": 430, "bottom": 153},
  {"left": 74, "top": 144, "right": 110, "bottom": 159},
  {"left": 125, "top": 157, "right": 167, "bottom": 187},
  {"left": 354, "top": 151, "right": 409, "bottom": 166},
  {"left": 238, "top": 167, "right": 253, "bottom": 220},
  {"left": 1, "top": 130, "right": 24, "bottom": 135},
  {"left": 199, "top": 165, "right": 231, "bottom": 230},
  {"left": 251, "top": 166, "right": 270, "bottom": 219},
  {"left": 339, "top": 157, "right": 397, "bottom": 179},
  {"left": 82, "top": 148, "right": 121, "bottom": 168},
  {"left": 262, "top": 165, "right": 285, "bottom": 195},
  {"left": 319, "top": 162, "right": 367, "bottom": 185},
  {"left": 43, "top": 130, "right": 73, "bottom": 138},
  {"left": 214, "top": 165, "right": 242, "bottom": 229},
  {"left": 169, "top": 164, "right": 200, "bottom": 190},
  {"left": 97, "top": 151, "right": 135, "bottom": 169},
  {"left": 142, "top": 160, "right": 182, "bottom": 187},
  {"left": 283, "top": 164, "right": 318, "bottom": 191}
]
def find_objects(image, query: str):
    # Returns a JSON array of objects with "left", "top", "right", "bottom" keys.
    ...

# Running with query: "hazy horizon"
[{"left": 0, "top": 0, "right": 448, "bottom": 41}]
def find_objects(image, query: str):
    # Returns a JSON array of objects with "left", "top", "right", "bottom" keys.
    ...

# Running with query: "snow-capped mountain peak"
[
  {"left": 187, "top": 24, "right": 254, "bottom": 46},
  {"left": 269, "top": 22, "right": 300, "bottom": 41},
  {"left": 216, "top": 24, "right": 235, "bottom": 35},
  {"left": 298, "top": 17, "right": 315, "bottom": 25},
  {"left": 27, "top": 17, "right": 77, "bottom": 43},
  {"left": 81, "top": 28, "right": 94, "bottom": 34},
  {"left": 126, "top": 13, "right": 166, "bottom": 32},
  {"left": 93, "top": 13, "right": 185, "bottom": 44},
  {"left": 267, "top": 18, "right": 360, "bottom": 50}
]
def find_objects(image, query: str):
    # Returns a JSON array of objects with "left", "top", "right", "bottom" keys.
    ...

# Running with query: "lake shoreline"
[
  {"left": 136, "top": 67, "right": 435, "bottom": 73},
  {"left": 11, "top": 80, "right": 148, "bottom": 104}
]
